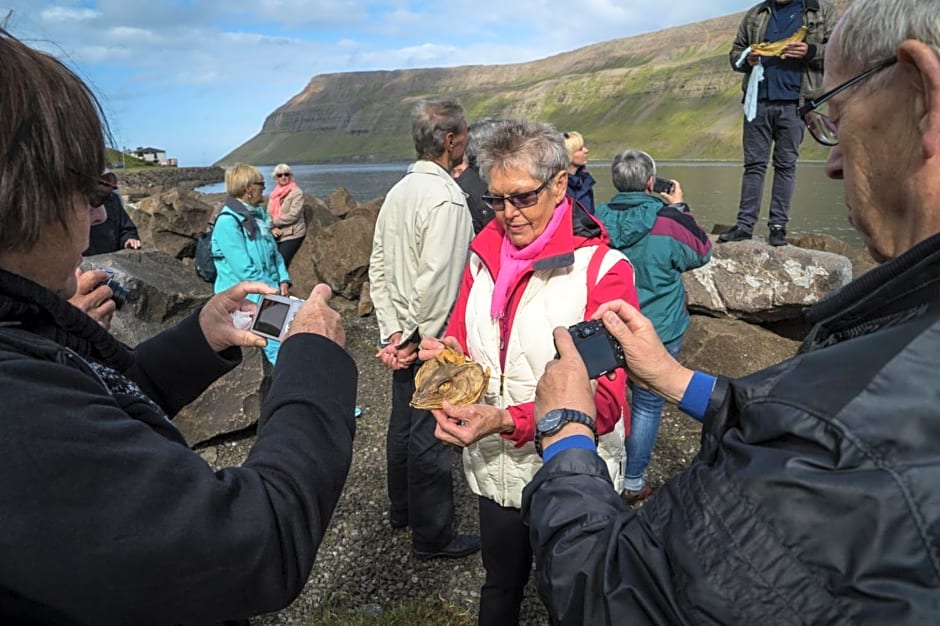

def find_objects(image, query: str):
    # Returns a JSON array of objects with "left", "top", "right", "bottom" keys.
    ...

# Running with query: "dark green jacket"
[{"left": 595, "top": 192, "right": 711, "bottom": 344}]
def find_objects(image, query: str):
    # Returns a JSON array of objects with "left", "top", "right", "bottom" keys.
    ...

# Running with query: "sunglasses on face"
[
  {"left": 69, "top": 168, "right": 117, "bottom": 207},
  {"left": 251, "top": 180, "right": 265, "bottom": 189},
  {"left": 275, "top": 173, "right": 291, "bottom": 178},
  {"left": 482, "top": 178, "right": 552, "bottom": 212}
]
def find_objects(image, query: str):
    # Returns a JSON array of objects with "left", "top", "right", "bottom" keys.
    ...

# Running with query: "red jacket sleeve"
[{"left": 587, "top": 256, "right": 638, "bottom": 438}]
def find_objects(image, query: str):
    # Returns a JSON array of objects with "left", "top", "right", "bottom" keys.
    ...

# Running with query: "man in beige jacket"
[{"left": 368, "top": 97, "right": 479, "bottom": 559}]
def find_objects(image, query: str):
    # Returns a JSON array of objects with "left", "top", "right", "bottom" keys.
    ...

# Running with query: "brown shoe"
[{"left": 620, "top": 484, "right": 653, "bottom": 506}]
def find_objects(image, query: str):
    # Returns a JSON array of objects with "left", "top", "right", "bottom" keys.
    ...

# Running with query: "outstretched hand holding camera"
[{"left": 592, "top": 301, "right": 694, "bottom": 404}]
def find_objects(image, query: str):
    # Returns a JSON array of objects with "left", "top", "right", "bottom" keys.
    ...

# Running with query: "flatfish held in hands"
[
  {"left": 410, "top": 347, "right": 490, "bottom": 410},
  {"left": 751, "top": 26, "right": 808, "bottom": 57}
]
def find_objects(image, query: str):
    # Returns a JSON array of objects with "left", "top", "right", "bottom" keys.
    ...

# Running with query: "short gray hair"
[
  {"left": 476, "top": 120, "right": 569, "bottom": 186},
  {"left": 837, "top": 0, "right": 940, "bottom": 82},
  {"left": 411, "top": 98, "right": 466, "bottom": 160},
  {"left": 272, "top": 163, "right": 292, "bottom": 176},
  {"left": 611, "top": 150, "right": 656, "bottom": 192}
]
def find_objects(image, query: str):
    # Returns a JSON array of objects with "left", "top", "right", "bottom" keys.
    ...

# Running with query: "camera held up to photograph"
[
  {"left": 100, "top": 268, "right": 129, "bottom": 310},
  {"left": 565, "top": 319, "right": 627, "bottom": 379},
  {"left": 652, "top": 177, "right": 675, "bottom": 194},
  {"left": 250, "top": 294, "right": 305, "bottom": 341}
]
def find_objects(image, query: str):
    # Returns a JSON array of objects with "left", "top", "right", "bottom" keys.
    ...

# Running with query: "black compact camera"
[
  {"left": 652, "top": 177, "right": 675, "bottom": 194},
  {"left": 101, "top": 268, "right": 129, "bottom": 310},
  {"left": 565, "top": 319, "right": 626, "bottom": 379}
]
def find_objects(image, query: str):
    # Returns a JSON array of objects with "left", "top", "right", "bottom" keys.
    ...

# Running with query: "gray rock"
[
  {"left": 327, "top": 187, "right": 356, "bottom": 218},
  {"left": 127, "top": 188, "right": 217, "bottom": 259},
  {"left": 309, "top": 214, "right": 375, "bottom": 300},
  {"left": 683, "top": 238, "right": 853, "bottom": 323},
  {"left": 682, "top": 315, "right": 800, "bottom": 379}
]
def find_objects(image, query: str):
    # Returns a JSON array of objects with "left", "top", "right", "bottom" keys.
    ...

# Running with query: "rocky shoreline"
[{"left": 117, "top": 166, "right": 224, "bottom": 198}]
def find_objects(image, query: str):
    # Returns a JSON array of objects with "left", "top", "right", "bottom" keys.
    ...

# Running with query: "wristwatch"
[{"left": 534, "top": 408, "right": 597, "bottom": 457}]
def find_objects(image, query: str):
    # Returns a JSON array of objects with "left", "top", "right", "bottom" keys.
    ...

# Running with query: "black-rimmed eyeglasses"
[
  {"left": 799, "top": 57, "right": 897, "bottom": 146},
  {"left": 482, "top": 178, "right": 551, "bottom": 212}
]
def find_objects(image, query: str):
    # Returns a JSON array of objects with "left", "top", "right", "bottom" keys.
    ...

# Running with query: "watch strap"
[{"left": 535, "top": 408, "right": 597, "bottom": 457}]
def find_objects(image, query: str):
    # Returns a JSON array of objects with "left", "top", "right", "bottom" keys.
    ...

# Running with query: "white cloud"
[{"left": 39, "top": 6, "right": 100, "bottom": 23}]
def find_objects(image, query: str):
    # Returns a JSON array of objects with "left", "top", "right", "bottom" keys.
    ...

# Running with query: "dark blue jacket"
[
  {"left": 566, "top": 166, "right": 596, "bottom": 215},
  {"left": 523, "top": 231, "right": 940, "bottom": 625}
]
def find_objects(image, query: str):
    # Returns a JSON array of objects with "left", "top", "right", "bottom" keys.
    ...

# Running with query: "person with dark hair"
[
  {"left": 456, "top": 118, "right": 502, "bottom": 234},
  {"left": 368, "top": 98, "right": 480, "bottom": 560},
  {"left": 0, "top": 28, "right": 357, "bottom": 624},
  {"left": 595, "top": 149, "right": 712, "bottom": 505},
  {"left": 720, "top": 0, "right": 837, "bottom": 246},
  {"left": 83, "top": 172, "right": 142, "bottom": 256},
  {"left": 522, "top": 1, "right": 940, "bottom": 622},
  {"left": 419, "top": 119, "right": 636, "bottom": 625}
]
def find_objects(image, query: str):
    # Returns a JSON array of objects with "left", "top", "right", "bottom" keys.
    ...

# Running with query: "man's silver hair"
[
  {"left": 411, "top": 97, "right": 466, "bottom": 161},
  {"left": 838, "top": 0, "right": 940, "bottom": 80},
  {"left": 611, "top": 150, "right": 656, "bottom": 193},
  {"left": 476, "top": 120, "right": 568, "bottom": 185}
]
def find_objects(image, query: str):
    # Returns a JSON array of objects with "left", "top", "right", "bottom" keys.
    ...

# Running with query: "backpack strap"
[{"left": 587, "top": 245, "right": 606, "bottom": 288}]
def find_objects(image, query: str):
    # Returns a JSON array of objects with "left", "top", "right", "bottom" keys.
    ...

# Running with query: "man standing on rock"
[
  {"left": 522, "top": 0, "right": 940, "bottom": 621},
  {"left": 720, "top": 0, "right": 836, "bottom": 247},
  {"left": 368, "top": 98, "right": 480, "bottom": 559}
]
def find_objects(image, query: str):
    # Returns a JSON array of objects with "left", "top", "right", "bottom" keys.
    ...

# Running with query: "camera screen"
[
  {"left": 253, "top": 298, "right": 291, "bottom": 337},
  {"left": 575, "top": 333, "right": 620, "bottom": 378}
]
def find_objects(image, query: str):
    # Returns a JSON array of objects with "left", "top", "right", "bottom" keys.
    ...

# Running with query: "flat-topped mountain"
[{"left": 220, "top": 1, "right": 849, "bottom": 165}]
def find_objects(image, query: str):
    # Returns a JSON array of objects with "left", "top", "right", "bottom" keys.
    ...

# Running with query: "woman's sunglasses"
[
  {"left": 69, "top": 168, "right": 117, "bottom": 207},
  {"left": 482, "top": 178, "right": 552, "bottom": 212},
  {"left": 275, "top": 173, "right": 291, "bottom": 178}
]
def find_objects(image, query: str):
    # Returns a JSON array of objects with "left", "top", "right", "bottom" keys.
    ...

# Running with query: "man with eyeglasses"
[
  {"left": 368, "top": 98, "right": 480, "bottom": 559},
  {"left": 520, "top": 0, "right": 940, "bottom": 622},
  {"left": 720, "top": 0, "right": 837, "bottom": 247}
]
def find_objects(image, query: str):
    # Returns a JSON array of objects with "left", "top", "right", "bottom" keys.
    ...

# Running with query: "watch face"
[{"left": 538, "top": 410, "right": 567, "bottom": 435}]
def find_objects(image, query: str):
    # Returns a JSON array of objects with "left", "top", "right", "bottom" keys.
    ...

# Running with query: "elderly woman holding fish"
[{"left": 418, "top": 119, "right": 638, "bottom": 625}]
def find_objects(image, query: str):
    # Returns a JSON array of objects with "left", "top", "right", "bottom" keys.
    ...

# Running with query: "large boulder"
[
  {"left": 84, "top": 249, "right": 213, "bottom": 346},
  {"left": 683, "top": 238, "right": 853, "bottom": 323},
  {"left": 681, "top": 314, "right": 801, "bottom": 379},
  {"left": 173, "top": 349, "right": 268, "bottom": 445},
  {"left": 127, "top": 188, "right": 217, "bottom": 259},
  {"left": 789, "top": 232, "right": 878, "bottom": 278},
  {"left": 309, "top": 214, "right": 376, "bottom": 300},
  {"left": 327, "top": 187, "right": 356, "bottom": 218}
]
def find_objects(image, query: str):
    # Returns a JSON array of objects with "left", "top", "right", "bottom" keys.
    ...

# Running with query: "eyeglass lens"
[
  {"left": 805, "top": 107, "right": 839, "bottom": 146},
  {"left": 276, "top": 173, "right": 291, "bottom": 178},
  {"left": 483, "top": 189, "right": 540, "bottom": 212}
]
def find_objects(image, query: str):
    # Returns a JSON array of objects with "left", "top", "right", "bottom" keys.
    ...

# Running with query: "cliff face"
[{"left": 220, "top": 2, "right": 848, "bottom": 165}]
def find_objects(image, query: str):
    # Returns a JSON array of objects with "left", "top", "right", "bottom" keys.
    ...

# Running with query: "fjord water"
[{"left": 199, "top": 161, "right": 858, "bottom": 247}]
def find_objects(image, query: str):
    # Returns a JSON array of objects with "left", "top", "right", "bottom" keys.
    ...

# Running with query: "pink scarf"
[
  {"left": 267, "top": 181, "right": 297, "bottom": 220},
  {"left": 490, "top": 197, "right": 571, "bottom": 319}
]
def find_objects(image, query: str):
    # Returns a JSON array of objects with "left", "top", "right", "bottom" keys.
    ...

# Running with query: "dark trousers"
[
  {"left": 736, "top": 100, "right": 805, "bottom": 232},
  {"left": 477, "top": 496, "right": 532, "bottom": 626},
  {"left": 386, "top": 364, "right": 455, "bottom": 552},
  {"left": 276, "top": 235, "right": 305, "bottom": 269}
]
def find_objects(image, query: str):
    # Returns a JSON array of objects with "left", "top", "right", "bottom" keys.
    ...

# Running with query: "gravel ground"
[{"left": 205, "top": 311, "right": 702, "bottom": 625}]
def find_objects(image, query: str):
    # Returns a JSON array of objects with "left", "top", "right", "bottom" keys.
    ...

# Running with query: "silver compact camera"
[{"left": 250, "top": 294, "right": 304, "bottom": 341}]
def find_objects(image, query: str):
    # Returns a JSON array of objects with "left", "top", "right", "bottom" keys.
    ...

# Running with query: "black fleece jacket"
[{"left": 0, "top": 302, "right": 357, "bottom": 624}]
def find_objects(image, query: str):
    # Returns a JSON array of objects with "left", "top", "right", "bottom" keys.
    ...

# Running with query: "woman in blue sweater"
[
  {"left": 212, "top": 163, "right": 291, "bottom": 363},
  {"left": 595, "top": 149, "right": 712, "bottom": 503}
]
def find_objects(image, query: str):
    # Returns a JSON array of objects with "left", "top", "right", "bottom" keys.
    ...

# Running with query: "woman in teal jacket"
[
  {"left": 595, "top": 149, "right": 712, "bottom": 504},
  {"left": 212, "top": 163, "right": 291, "bottom": 364}
]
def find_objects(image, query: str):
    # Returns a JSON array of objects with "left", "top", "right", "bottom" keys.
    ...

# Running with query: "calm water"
[{"left": 198, "top": 161, "right": 859, "bottom": 246}]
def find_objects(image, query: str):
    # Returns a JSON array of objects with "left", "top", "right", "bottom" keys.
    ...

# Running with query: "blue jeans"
[{"left": 624, "top": 337, "right": 683, "bottom": 490}]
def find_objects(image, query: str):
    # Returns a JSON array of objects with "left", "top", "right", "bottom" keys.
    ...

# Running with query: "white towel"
[{"left": 736, "top": 47, "right": 763, "bottom": 122}]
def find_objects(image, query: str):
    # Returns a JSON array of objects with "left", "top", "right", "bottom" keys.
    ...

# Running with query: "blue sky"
[{"left": 3, "top": 1, "right": 750, "bottom": 166}]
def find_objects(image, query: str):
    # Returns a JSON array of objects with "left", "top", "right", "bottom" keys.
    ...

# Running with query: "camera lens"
[{"left": 101, "top": 268, "right": 129, "bottom": 310}]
